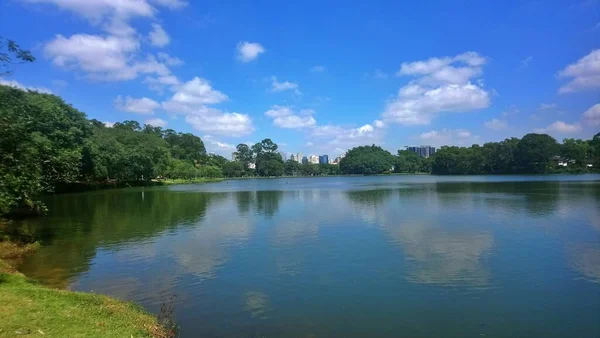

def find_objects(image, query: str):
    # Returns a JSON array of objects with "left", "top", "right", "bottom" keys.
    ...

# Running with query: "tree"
[
  {"left": 560, "top": 138, "right": 590, "bottom": 168},
  {"left": 260, "top": 139, "right": 278, "bottom": 153},
  {"left": 284, "top": 160, "right": 300, "bottom": 176},
  {"left": 339, "top": 145, "right": 395, "bottom": 175},
  {"left": 516, "top": 133, "right": 558, "bottom": 174},
  {"left": 235, "top": 144, "right": 253, "bottom": 169},
  {"left": 0, "top": 37, "right": 35, "bottom": 75},
  {"left": 222, "top": 161, "right": 245, "bottom": 177},
  {"left": 257, "top": 160, "right": 284, "bottom": 177}
]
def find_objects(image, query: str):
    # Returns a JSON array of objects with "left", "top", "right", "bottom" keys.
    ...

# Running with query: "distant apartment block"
[
  {"left": 319, "top": 155, "right": 329, "bottom": 164},
  {"left": 406, "top": 145, "right": 436, "bottom": 158},
  {"left": 309, "top": 155, "right": 319, "bottom": 164}
]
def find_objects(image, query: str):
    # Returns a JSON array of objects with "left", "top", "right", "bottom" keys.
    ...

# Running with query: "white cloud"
[
  {"left": 162, "top": 77, "right": 228, "bottom": 111},
  {"left": 157, "top": 52, "right": 183, "bottom": 66},
  {"left": 520, "top": 56, "right": 533, "bottom": 68},
  {"left": 148, "top": 23, "right": 170, "bottom": 47},
  {"left": 44, "top": 34, "right": 174, "bottom": 81},
  {"left": 310, "top": 121, "right": 385, "bottom": 151},
  {"left": 583, "top": 103, "right": 600, "bottom": 126},
  {"left": 311, "top": 65, "right": 326, "bottom": 73},
  {"left": 103, "top": 121, "right": 115, "bottom": 127},
  {"left": 144, "top": 74, "right": 179, "bottom": 93},
  {"left": 186, "top": 113, "right": 253, "bottom": 137},
  {"left": 264, "top": 106, "right": 316, "bottom": 129},
  {"left": 114, "top": 95, "right": 160, "bottom": 114},
  {"left": 0, "top": 79, "right": 52, "bottom": 93},
  {"left": 160, "top": 77, "right": 253, "bottom": 136},
  {"left": 270, "top": 76, "right": 300, "bottom": 94},
  {"left": 484, "top": 118, "right": 507, "bottom": 130},
  {"left": 21, "top": 0, "right": 156, "bottom": 22},
  {"left": 558, "top": 49, "right": 600, "bottom": 93},
  {"left": 417, "top": 128, "right": 479, "bottom": 147},
  {"left": 148, "top": 0, "right": 187, "bottom": 9},
  {"left": 383, "top": 52, "right": 490, "bottom": 125},
  {"left": 145, "top": 117, "right": 167, "bottom": 127},
  {"left": 373, "top": 120, "right": 385, "bottom": 128},
  {"left": 236, "top": 41, "right": 265, "bottom": 62},
  {"left": 538, "top": 103, "right": 557, "bottom": 110},
  {"left": 534, "top": 121, "right": 582, "bottom": 134}
]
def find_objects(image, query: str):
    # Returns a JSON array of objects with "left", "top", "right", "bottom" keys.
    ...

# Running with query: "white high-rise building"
[
  {"left": 309, "top": 155, "right": 319, "bottom": 164},
  {"left": 296, "top": 152, "right": 303, "bottom": 163},
  {"left": 290, "top": 154, "right": 297, "bottom": 162}
]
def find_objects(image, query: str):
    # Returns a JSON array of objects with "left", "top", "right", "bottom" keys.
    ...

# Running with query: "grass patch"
[{"left": 0, "top": 241, "right": 168, "bottom": 337}]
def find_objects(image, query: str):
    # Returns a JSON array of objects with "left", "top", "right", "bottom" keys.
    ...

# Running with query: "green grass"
[{"left": 0, "top": 242, "right": 167, "bottom": 338}]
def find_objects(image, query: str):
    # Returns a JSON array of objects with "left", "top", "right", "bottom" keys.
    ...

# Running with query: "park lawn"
[{"left": 0, "top": 242, "right": 166, "bottom": 338}]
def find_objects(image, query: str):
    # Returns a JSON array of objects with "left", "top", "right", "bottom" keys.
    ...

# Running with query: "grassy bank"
[{"left": 0, "top": 241, "right": 167, "bottom": 338}]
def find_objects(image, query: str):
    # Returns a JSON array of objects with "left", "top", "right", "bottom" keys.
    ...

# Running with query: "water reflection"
[
  {"left": 243, "top": 291, "right": 271, "bottom": 319},
  {"left": 235, "top": 190, "right": 284, "bottom": 217},
  {"left": 567, "top": 244, "right": 600, "bottom": 284}
]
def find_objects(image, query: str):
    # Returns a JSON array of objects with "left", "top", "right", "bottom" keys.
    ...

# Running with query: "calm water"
[{"left": 17, "top": 175, "right": 600, "bottom": 337}]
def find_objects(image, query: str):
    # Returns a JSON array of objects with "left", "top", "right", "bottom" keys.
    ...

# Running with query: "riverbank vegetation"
[{"left": 1, "top": 84, "right": 599, "bottom": 216}]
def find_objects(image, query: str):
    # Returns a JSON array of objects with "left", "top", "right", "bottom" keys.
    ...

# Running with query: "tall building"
[
  {"left": 302, "top": 156, "right": 308, "bottom": 165},
  {"left": 406, "top": 145, "right": 436, "bottom": 158},
  {"left": 309, "top": 155, "right": 319, "bottom": 164},
  {"left": 296, "top": 152, "right": 303, "bottom": 163},
  {"left": 290, "top": 154, "right": 297, "bottom": 162},
  {"left": 319, "top": 155, "right": 329, "bottom": 164},
  {"left": 279, "top": 152, "right": 287, "bottom": 161}
]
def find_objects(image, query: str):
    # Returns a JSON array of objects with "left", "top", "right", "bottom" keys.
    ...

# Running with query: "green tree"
[
  {"left": 339, "top": 145, "right": 394, "bottom": 175},
  {"left": 284, "top": 160, "right": 300, "bottom": 176},
  {"left": 235, "top": 144, "right": 253, "bottom": 169},
  {"left": 516, "top": 133, "right": 558, "bottom": 174},
  {"left": 0, "top": 37, "right": 35, "bottom": 75},
  {"left": 257, "top": 160, "right": 284, "bottom": 177},
  {"left": 222, "top": 161, "right": 245, "bottom": 177}
]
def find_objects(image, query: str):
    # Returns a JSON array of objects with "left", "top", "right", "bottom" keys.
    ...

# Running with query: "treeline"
[
  {"left": 0, "top": 86, "right": 230, "bottom": 215},
  {"left": 336, "top": 134, "right": 600, "bottom": 175}
]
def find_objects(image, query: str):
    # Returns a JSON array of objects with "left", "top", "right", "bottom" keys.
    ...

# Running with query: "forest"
[{"left": 1, "top": 84, "right": 598, "bottom": 216}]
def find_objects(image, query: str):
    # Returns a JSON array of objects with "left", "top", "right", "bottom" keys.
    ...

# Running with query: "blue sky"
[{"left": 1, "top": 0, "right": 598, "bottom": 157}]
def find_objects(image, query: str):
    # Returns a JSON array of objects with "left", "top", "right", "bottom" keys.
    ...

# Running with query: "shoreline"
[{"left": 0, "top": 240, "right": 168, "bottom": 337}]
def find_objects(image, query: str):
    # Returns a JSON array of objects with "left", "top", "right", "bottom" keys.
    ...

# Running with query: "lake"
[{"left": 17, "top": 175, "right": 600, "bottom": 337}]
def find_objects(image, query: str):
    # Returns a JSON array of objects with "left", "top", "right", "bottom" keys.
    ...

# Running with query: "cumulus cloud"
[
  {"left": 21, "top": 0, "right": 155, "bottom": 22},
  {"left": 162, "top": 77, "right": 228, "bottom": 111},
  {"left": 270, "top": 76, "right": 300, "bottom": 94},
  {"left": 264, "top": 106, "right": 316, "bottom": 129},
  {"left": 484, "top": 118, "right": 507, "bottom": 130},
  {"left": 148, "top": 0, "right": 187, "bottom": 9},
  {"left": 583, "top": 103, "right": 600, "bottom": 126},
  {"left": 161, "top": 77, "right": 253, "bottom": 136},
  {"left": 157, "top": 52, "right": 183, "bottom": 66},
  {"left": 44, "top": 34, "right": 174, "bottom": 81},
  {"left": 311, "top": 121, "right": 385, "bottom": 150},
  {"left": 534, "top": 121, "right": 582, "bottom": 134},
  {"left": 383, "top": 52, "right": 490, "bottom": 125},
  {"left": 558, "top": 49, "right": 600, "bottom": 93},
  {"left": 148, "top": 23, "right": 170, "bottom": 47},
  {"left": 144, "top": 117, "right": 167, "bottom": 127},
  {"left": 144, "top": 74, "right": 180, "bottom": 93},
  {"left": 236, "top": 41, "right": 265, "bottom": 62},
  {"left": 0, "top": 79, "right": 52, "bottom": 94},
  {"left": 186, "top": 113, "right": 254, "bottom": 137},
  {"left": 417, "top": 128, "right": 479, "bottom": 146},
  {"left": 114, "top": 95, "right": 160, "bottom": 114}
]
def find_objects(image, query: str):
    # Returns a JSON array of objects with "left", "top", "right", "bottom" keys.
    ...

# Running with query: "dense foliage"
[
  {"left": 431, "top": 133, "right": 598, "bottom": 175},
  {"left": 339, "top": 145, "right": 395, "bottom": 175}
]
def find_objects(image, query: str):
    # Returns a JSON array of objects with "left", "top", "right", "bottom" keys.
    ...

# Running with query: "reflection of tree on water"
[
  {"left": 435, "top": 181, "right": 561, "bottom": 218},
  {"left": 235, "top": 190, "right": 284, "bottom": 218},
  {"left": 17, "top": 189, "right": 225, "bottom": 288},
  {"left": 346, "top": 189, "right": 393, "bottom": 206},
  {"left": 567, "top": 243, "right": 600, "bottom": 284},
  {"left": 386, "top": 221, "right": 493, "bottom": 287}
]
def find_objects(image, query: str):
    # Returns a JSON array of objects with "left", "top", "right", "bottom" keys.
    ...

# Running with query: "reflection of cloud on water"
[
  {"left": 243, "top": 291, "right": 271, "bottom": 319},
  {"left": 385, "top": 222, "right": 493, "bottom": 287},
  {"left": 567, "top": 243, "right": 600, "bottom": 284},
  {"left": 170, "top": 196, "right": 254, "bottom": 280}
]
